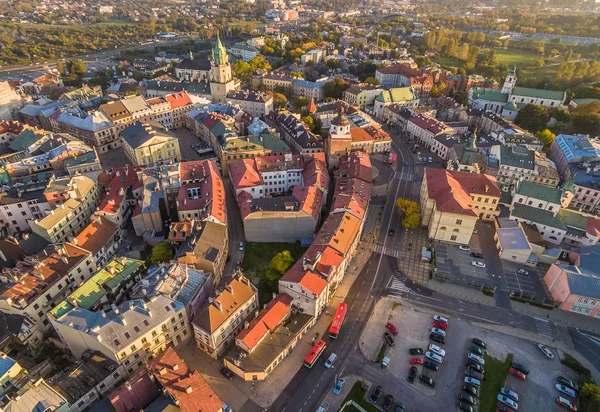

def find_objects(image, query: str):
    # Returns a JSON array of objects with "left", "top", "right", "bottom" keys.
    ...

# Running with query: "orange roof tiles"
[
  {"left": 335, "top": 152, "right": 372, "bottom": 184},
  {"left": 307, "top": 98, "right": 317, "bottom": 114},
  {"left": 350, "top": 127, "right": 373, "bottom": 143},
  {"left": 237, "top": 294, "right": 292, "bottom": 352},
  {"left": 281, "top": 257, "right": 329, "bottom": 295},
  {"left": 313, "top": 211, "right": 362, "bottom": 256},
  {"left": 166, "top": 91, "right": 193, "bottom": 109},
  {"left": 73, "top": 217, "right": 117, "bottom": 255},
  {"left": 168, "top": 220, "right": 193, "bottom": 242},
  {"left": 303, "top": 157, "right": 329, "bottom": 192},
  {"left": 98, "top": 166, "right": 144, "bottom": 214},
  {"left": 425, "top": 168, "right": 500, "bottom": 216},
  {"left": 108, "top": 368, "right": 160, "bottom": 412},
  {"left": 149, "top": 347, "right": 223, "bottom": 412},
  {"left": 293, "top": 185, "right": 323, "bottom": 221},
  {"left": 0, "top": 121, "right": 24, "bottom": 135}
]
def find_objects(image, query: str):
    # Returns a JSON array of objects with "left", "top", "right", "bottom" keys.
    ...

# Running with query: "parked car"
[
  {"left": 383, "top": 394, "right": 394, "bottom": 411},
  {"left": 466, "top": 360, "right": 484, "bottom": 373},
  {"left": 428, "top": 157, "right": 433, "bottom": 163},
  {"left": 404, "top": 161, "right": 409, "bottom": 167},
  {"left": 417, "top": 157, "right": 423, "bottom": 162},
  {"left": 389, "top": 229, "right": 395, "bottom": 236},
  {"left": 458, "top": 403, "right": 474, "bottom": 412},
  {"left": 396, "top": 405, "right": 405, "bottom": 412},
  {"left": 239, "top": 242, "right": 245, "bottom": 251},
  {"left": 497, "top": 395, "right": 519, "bottom": 410},
  {"left": 220, "top": 368, "right": 234, "bottom": 379},
  {"left": 386, "top": 322, "right": 398, "bottom": 336},
  {"left": 497, "top": 405, "right": 516, "bottom": 412},
  {"left": 517, "top": 269, "right": 528, "bottom": 275},
  {"left": 470, "top": 252, "right": 484, "bottom": 259},
  {"left": 433, "top": 315, "right": 449, "bottom": 323},
  {"left": 468, "top": 353, "right": 485, "bottom": 365},
  {"left": 463, "top": 384, "right": 480, "bottom": 398},
  {"left": 537, "top": 343, "right": 554, "bottom": 359},
  {"left": 470, "top": 345, "right": 485, "bottom": 356},
  {"left": 459, "top": 393, "right": 477, "bottom": 406},
  {"left": 428, "top": 344, "right": 445, "bottom": 357},
  {"left": 410, "top": 357, "right": 424, "bottom": 365},
  {"left": 459, "top": 245, "right": 471, "bottom": 251},
  {"left": 432, "top": 320, "right": 447, "bottom": 330},
  {"left": 464, "top": 369, "right": 484, "bottom": 381},
  {"left": 556, "top": 396, "right": 577, "bottom": 411},
  {"left": 431, "top": 327, "right": 446, "bottom": 337},
  {"left": 425, "top": 351, "right": 443, "bottom": 364},
  {"left": 511, "top": 362, "right": 529, "bottom": 375},
  {"left": 407, "top": 366, "right": 417, "bottom": 383},
  {"left": 557, "top": 376, "right": 579, "bottom": 392},
  {"left": 384, "top": 332, "right": 395, "bottom": 346},
  {"left": 464, "top": 377, "right": 481, "bottom": 387},
  {"left": 430, "top": 333, "right": 446, "bottom": 344},
  {"left": 423, "top": 360, "right": 439, "bottom": 371},
  {"left": 333, "top": 378, "right": 345, "bottom": 395},
  {"left": 555, "top": 384, "right": 577, "bottom": 398},
  {"left": 369, "top": 386, "right": 383, "bottom": 403},
  {"left": 508, "top": 367, "right": 526, "bottom": 381},
  {"left": 472, "top": 261, "right": 486, "bottom": 268},
  {"left": 419, "top": 374, "right": 435, "bottom": 387},
  {"left": 409, "top": 348, "right": 424, "bottom": 355},
  {"left": 501, "top": 388, "right": 519, "bottom": 402},
  {"left": 472, "top": 338, "right": 487, "bottom": 349}
]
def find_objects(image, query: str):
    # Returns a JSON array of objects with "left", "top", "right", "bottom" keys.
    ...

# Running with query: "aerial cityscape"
[{"left": 0, "top": 0, "right": 599, "bottom": 411}]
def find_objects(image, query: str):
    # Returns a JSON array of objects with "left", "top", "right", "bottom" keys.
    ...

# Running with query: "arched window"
[
  {"left": 453, "top": 228, "right": 460, "bottom": 232},
  {"left": 440, "top": 226, "right": 446, "bottom": 230}
]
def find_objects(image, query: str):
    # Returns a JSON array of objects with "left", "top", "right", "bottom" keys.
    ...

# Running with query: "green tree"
[
  {"left": 248, "top": 55, "right": 271, "bottom": 72},
  {"left": 514, "top": 103, "right": 550, "bottom": 133},
  {"left": 56, "top": 61, "right": 65, "bottom": 75},
  {"left": 265, "top": 250, "right": 295, "bottom": 281},
  {"left": 68, "top": 59, "right": 87, "bottom": 76},
  {"left": 572, "top": 102, "right": 600, "bottom": 135},
  {"left": 430, "top": 82, "right": 447, "bottom": 98},
  {"left": 536, "top": 129, "right": 556, "bottom": 146},
  {"left": 396, "top": 198, "right": 421, "bottom": 229},
  {"left": 303, "top": 115, "right": 315, "bottom": 131},
  {"left": 326, "top": 59, "right": 341, "bottom": 71},
  {"left": 232, "top": 60, "right": 252, "bottom": 82},
  {"left": 149, "top": 241, "right": 173, "bottom": 265},
  {"left": 363, "top": 77, "right": 379, "bottom": 86},
  {"left": 323, "top": 78, "right": 350, "bottom": 99},
  {"left": 272, "top": 92, "right": 288, "bottom": 110}
]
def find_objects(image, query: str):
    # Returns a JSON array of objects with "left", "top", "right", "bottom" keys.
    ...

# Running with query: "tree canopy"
[
  {"left": 536, "top": 129, "right": 556, "bottom": 146},
  {"left": 514, "top": 103, "right": 550, "bottom": 133},
  {"left": 265, "top": 250, "right": 295, "bottom": 281},
  {"left": 572, "top": 102, "right": 600, "bottom": 136},
  {"left": 396, "top": 198, "right": 421, "bottom": 229},
  {"left": 149, "top": 241, "right": 174, "bottom": 265},
  {"left": 324, "top": 78, "right": 350, "bottom": 99}
]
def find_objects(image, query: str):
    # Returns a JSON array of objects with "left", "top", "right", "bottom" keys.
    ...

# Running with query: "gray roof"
[
  {"left": 496, "top": 227, "right": 531, "bottom": 251},
  {"left": 176, "top": 58, "right": 211, "bottom": 71},
  {"left": 54, "top": 295, "right": 185, "bottom": 352},
  {"left": 561, "top": 266, "right": 600, "bottom": 299},
  {"left": 500, "top": 145, "right": 535, "bottom": 170},
  {"left": 3, "top": 378, "right": 68, "bottom": 412},
  {"left": 121, "top": 121, "right": 171, "bottom": 149}
]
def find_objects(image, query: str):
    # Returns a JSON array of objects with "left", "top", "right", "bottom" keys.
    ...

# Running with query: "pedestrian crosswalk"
[
  {"left": 534, "top": 317, "right": 554, "bottom": 339},
  {"left": 373, "top": 244, "right": 401, "bottom": 258},
  {"left": 388, "top": 277, "right": 411, "bottom": 294},
  {"left": 394, "top": 171, "right": 414, "bottom": 181}
]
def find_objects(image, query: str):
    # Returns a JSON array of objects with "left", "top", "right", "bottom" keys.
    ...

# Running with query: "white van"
[
  {"left": 425, "top": 351, "right": 443, "bottom": 364},
  {"left": 325, "top": 353, "right": 337, "bottom": 368}
]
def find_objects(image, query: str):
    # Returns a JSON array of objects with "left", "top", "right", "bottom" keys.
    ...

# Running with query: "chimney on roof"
[
  {"left": 185, "top": 385, "right": 193, "bottom": 394},
  {"left": 485, "top": 184, "right": 489, "bottom": 193},
  {"left": 173, "top": 364, "right": 179, "bottom": 371},
  {"left": 159, "top": 367, "right": 167, "bottom": 375}
]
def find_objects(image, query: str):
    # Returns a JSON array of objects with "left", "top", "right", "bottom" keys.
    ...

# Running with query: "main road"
[{"left": 268, "top": 128, "right": 418, "bottom": 412}]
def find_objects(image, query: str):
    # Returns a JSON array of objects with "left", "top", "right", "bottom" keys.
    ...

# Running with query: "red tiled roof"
[
  {"left": 425, "top": 168, "right": 500, "bottom": 216},
  {"left": 168, "top": 220, "right": 193, "bottom": 242},
  {"left": 307, "top": 98, "right": 317, "bottom": 114},
  {"left": 303, "top": 157, "right": 329, "bottom": 192},
  {"left": 237, "top": 294, "right": 292, "bottom": 351},
  {"left": 377, "top": 63, "right": 420, "bottom": 77},
  {"left": 293, "top": 185, "right": 323, "bottom": 221},
  {"left": 177, "top": 161, "right": 226, "bottom": 224},
  {"left": 408, "top": 114, "right": 448, "bottom": 135},
  {"left": 166, "top": 91, "right": 193, "bottom": 109},
  {"left": 98, "top": 166, "right": 144, "bottom": 214},
  {"left": 0, "top": 121, "right": 24, "bottom": 135},
  {"left": 237, "top": 191, "right": 253, "bottom": 219},
  {"left": 281, "top": 260, "right": 328, "bottom": 296},
  {"left": 350, "top": 127, "right": 373, "bottom": 143},
  {"left": 332, "top": 178, "right": 370, "bottom": 220},
  {"left": 229, "top": 159, "right": 264, "bottom": 190},
  {"left": 108, "top": 368, "right": 160, "bottom": 412},
  {"left": 149, "top": 347, "right": 223, "bottom": 412},
  {"left": 587, "top": 216, "right": 600, "bottom": 238},
  {"left": 334, "top": 152, "right": 372, "bottom": 184}
]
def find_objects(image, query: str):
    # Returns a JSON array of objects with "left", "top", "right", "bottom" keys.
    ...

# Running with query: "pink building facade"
[{"left": 544, "top": 263, "right": 600, "bottom": 317}]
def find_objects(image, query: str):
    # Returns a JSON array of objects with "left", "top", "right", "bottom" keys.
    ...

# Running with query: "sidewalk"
[
  {"left": 319, "top": 375, "right": 371, "bottom": 412},
  {"left": 358, "top": 298, "right": 395, "bottom": 361},
  {"left": 230, "top": 244, "right": 376, "bottom": 408},
  {"left": 427, "top": 279, "right": 496, "bottom": 307},
  {"left": 396, "top": 226, "right": 431, "bottom": 285},
  {"left": 510, "top": 299, "right": 600, "bottom": 334}
]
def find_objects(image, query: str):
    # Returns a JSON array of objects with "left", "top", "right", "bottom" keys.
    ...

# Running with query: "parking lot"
[
  {"left": 434, "top": 242, "right": 496, "bottom": 286},
  {"left": 360, "top": 300, "right": 578, "bottom": 412}
]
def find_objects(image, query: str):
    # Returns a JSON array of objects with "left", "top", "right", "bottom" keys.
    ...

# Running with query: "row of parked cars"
[
  {"left": 555, "top": 375, "right": 579, "bottom": 411},
  {"left": 458, "top": 337, "right": 488, "bottom": 412}
]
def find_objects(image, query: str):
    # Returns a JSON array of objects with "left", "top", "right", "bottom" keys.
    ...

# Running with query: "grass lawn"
[
  {"left": 494, "top": 49, "right": 541, "bottom": 65},
  {"left": 479, "top": 353, "right": 513, "bottom": 412},
  {"left": 242, "top": 242, "right": 307, "bottom": 306},
  {"left": 434, "top": 56, "right": 464, "bottom": 68},
  {"left": 340, "top": 381, "right": 380, "bottom": 412}
]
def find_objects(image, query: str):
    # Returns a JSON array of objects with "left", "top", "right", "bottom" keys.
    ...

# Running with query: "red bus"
[
  {"left": 304, "top": 339, "right": 327, "bottom": 368},
  {"left": 329, "top": 303, "right": 347, "bottom": 339}
]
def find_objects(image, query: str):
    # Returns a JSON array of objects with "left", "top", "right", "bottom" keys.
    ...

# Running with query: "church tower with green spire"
[{"left": 210, "top": 35, "right": 236, "bottom": 102}]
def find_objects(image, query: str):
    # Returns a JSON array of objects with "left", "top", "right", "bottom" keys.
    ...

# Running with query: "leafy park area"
[
  {"left": 340, "top": 381, "right": 381, "bottom": 412},
  {"left": 479, "top": 353, "right": 513, "bottom": 412},
  {"left": 242, "top": 242, "right": 307, "bottom": 305}
]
